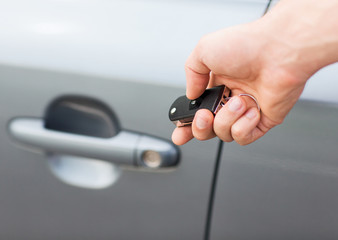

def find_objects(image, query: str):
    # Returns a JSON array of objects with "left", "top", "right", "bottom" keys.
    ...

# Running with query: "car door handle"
[{"left": 8, "top": 118, "right": 179, "bottom": 169}]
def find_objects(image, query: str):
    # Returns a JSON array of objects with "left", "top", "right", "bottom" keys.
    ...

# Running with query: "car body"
[{"left": 1, "top": 0, "right": 338, "bottom": 239}]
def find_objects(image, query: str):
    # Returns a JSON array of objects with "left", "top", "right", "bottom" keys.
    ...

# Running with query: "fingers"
[
  {"left": 185, "top": 39, "right": 211, "bottom": 100},
  {"left": 231, "top": 107, "right": 262, "bottom": 145},
  {"left": 191, "top": 109, "right": 216, "bottom": 141},
  {"left": 214, "top": 96, "right": 248, "bottom": 142},
  {"left": 213, "top": 95, "right": 263, "bottom": 145},
  {"left": 172, "top": 96, "right": 264, "bottom": 146},
  {"left": 171, "top": 109, "right": 215, "bottom": 146},
  {"left": 171, "top": 125, "right": 193, "bottom": 146}
]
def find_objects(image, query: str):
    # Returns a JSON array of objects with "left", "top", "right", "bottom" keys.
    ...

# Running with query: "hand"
[
  {"left": 172, "top": 24, "right": 306, "bottom": 146},
  {"left": 172, "top": 0, "right": 338, "bottom": 145}
]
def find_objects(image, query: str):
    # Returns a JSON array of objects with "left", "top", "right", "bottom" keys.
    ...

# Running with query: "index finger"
[{"left": 185, "top": 43, "right": 211, "bottom": 100}]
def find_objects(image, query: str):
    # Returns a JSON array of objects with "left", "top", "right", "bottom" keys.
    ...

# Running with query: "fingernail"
[
  {"left": 245, "top": 108, "right": 257, "bottom": 119},
  {"left": 196, "top": 116, "right": 208, "bottom": 129},
  {"left": 228, "top": 97, "right": 242, "bottom": 112}
]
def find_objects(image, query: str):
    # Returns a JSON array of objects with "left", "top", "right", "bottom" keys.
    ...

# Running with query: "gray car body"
[{"left": 1, "top": 0, "right": 338, "bottom": 239}]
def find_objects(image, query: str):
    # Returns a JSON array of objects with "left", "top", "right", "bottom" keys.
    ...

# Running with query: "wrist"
[{"left": 256, "top": 0, "right": 338, "bottom": 81}]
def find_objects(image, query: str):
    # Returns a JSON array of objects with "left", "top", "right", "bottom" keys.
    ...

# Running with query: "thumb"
[{"left": 185, "top": 41, "right": 211, "bottom": 99}]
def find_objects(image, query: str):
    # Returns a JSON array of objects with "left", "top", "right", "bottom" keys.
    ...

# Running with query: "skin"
[{"left": 172, "top": 0, "right": 338, "bottom": 146}]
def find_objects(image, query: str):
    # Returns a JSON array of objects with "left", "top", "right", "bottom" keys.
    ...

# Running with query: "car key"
[{"left": 169, "top": 85, "right": 231, "bottom": 127}]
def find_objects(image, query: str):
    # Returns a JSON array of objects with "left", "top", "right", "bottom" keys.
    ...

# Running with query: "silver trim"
[{"left": 8, "top": 118, "right": 179, "bottom": 168}]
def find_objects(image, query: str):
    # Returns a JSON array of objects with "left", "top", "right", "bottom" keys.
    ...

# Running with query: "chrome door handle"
[{"left": 9, "top": 118, "right": 179, "bottom": 169}]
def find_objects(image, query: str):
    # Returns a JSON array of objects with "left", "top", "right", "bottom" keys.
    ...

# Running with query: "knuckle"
[
  {"left": 195, "top": 34, "right": 211, "bottom": 57},
  {"left": 231, "top": 125, "right": 246, "bottom": 141},
  {"left": 257, "top": 117, "right": 280, "bottom": 133},
  {"left": 220, "top": 136, "right": 234, "bottom": 143},
  {"left": 237, "top": 140, "right": 251, "bottom": 146},
  {"left": 184, "top": 60, "right": 194, "bottom": 72},
  {"left": 214, "top": 127, "right": 231, "bottom": 142},
  {"left": 198, "top": 33, "right": 211, "bottom": 46},
  {"left": 192, "top": 128, "right": 211, "bottom": 141},
  {"left": 214, "top": 128, "right": 233, "bottom": 142},
  {"left": 194, "top": 135, "right": 205, "bottom": 141},
  {"left": 193, "top": 130, "right": 208, "bottom": 141}
]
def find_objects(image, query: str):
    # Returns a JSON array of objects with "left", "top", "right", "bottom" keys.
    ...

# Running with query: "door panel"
[
  {"left": 0, "top": 0, "right": 267, "bottom": 239},
  {"left": 211, "top": 64, "right": 338, "bottom": 239},
  {"left": 0, "top": 0, "right": 266, "bottom": 86},
  {"left": 0, "top": 66, "right": 219, "bottom": 239}
]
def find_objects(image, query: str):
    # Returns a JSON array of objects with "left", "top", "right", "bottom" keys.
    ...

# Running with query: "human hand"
[
  {"left": 172, "top": 24, "right": 306, "bottom": 146},
  {"left": 172, "top": 0, "right": 338, "bottom": 145}
]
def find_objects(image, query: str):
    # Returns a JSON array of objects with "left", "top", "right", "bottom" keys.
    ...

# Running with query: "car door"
[
  {"left": 0, "top": 0, "right": 267, "bottom": 239},
  {"left": 210, "top": 8, "right": 338, "bottom": 240}
]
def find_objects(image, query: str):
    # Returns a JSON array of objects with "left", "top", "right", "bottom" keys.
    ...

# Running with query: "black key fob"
[{"left": 169, "top": 85, "right": 231, "bottom": 127}]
